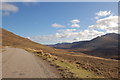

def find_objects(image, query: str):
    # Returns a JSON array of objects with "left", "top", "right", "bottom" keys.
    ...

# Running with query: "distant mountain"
[
  {"left": 49, "top": 33, "right": 120, "bottom": 59},
  {"left": 72, "top": 33, "right": 119, "bottom": 48},
  {"left": 48, "top": 42, "right": 73, "bottom": 49}
]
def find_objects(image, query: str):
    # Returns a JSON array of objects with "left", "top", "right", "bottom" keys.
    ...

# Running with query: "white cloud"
[
  {"left": 2, "top": 3, "right": 18, "bottom": 12},
  {"left": 55, "top": 33, "right": 69, "bottom": 38},
  {"left": 66, "top": 29, "right": 105, "bottom": 42},
  {"left": 55, "top": 29, "right": 78, "bottom": 38},
  {"left": 95, "top": 11, "right": 111, "bottom": 19},
  {"left": 52, "top": 23, "right": 65, "bottom": 28},
  {"left": 28, "top": 29, "right": 79, "bottom": 44},
  {"left": 1, "top": 3, "right": 19, "bottom": 16},
  {"left": 70, "top": 19, "right": 80, "bottom": 28},
  {"left": 89, "top": 16, "right": 118, "bottom": 33},
  {"left": 58, "top": 29, "right": 77, "bottom": 32},
  {"left": 71, "top": 23, "right": 80, "bottom": 28},
  {"left": 71, "top": 19, "right": 80, "bottom": 23},
  {"left": 79, "top": 29, "right": 105, "bottom": 38}
]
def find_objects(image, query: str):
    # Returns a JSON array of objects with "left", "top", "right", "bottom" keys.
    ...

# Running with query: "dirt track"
[{"left": 2, "top": 47, "right": 61, "bottom": 78}]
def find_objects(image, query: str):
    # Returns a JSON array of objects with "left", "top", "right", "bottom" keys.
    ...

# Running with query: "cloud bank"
[{"left": 89, "top": 16, "right": 118, "bottom": 33}]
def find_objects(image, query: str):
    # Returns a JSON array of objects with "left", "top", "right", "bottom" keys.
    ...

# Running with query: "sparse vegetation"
[
  {"left": 53, "top": 53, "right": 119, "bottom": 78},
  {"left": 32, "top": 49, "right": 101, "bottom": 78}
]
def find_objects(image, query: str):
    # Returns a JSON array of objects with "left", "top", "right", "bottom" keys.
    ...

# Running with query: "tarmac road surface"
[{"left": 2, "top": 47, "right": 61, "bottom": 78}]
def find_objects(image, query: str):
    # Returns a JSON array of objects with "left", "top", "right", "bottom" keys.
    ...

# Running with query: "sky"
[{"left": 1, "top": 2, "right": 119, "bottom": 44}]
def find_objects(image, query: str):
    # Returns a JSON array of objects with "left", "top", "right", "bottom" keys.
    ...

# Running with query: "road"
[{"left": 2, "top": 47, "right": 61, "bottom": 78}]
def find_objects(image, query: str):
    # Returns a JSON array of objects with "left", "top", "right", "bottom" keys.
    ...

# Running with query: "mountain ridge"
[{"left": 48, "top": 33, "right": 120, "bottom": 59}]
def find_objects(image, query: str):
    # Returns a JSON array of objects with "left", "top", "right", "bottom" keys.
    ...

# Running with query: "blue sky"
[{"left": 2, "top": 2, "right": 118, "bottom": 44}]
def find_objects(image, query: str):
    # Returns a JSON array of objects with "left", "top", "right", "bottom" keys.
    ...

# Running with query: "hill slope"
[{"left": 1, "top": 28, "right": 64, "bottom": 54}]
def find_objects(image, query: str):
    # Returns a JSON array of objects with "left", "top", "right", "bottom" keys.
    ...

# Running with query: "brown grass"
[{"left": 52, "top": 53, "right": 119, "bottom": 78}]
